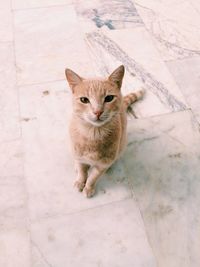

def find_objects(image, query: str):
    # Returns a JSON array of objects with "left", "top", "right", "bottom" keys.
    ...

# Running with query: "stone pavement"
[{"left": 1, "top": 0, "right": 200, "bottom": 266}]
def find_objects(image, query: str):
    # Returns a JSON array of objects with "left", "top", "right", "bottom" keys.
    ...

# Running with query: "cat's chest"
[{"left": 71, "top": 130, "right": 121, "bottom": 165}]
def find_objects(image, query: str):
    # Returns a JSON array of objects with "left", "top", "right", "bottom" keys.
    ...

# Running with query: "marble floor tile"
[
  {"left": 31, "top": 199, "right": 156, "bottom": 267},
  {"left": 0, "top": 140, "right": 23, "bottom": 177},
  {"left": 74, "top": 0, "right": 143, "bottom": 32},
  {"left": 167, "top": 56, "right": 200, "bottom": 125},
  {"left": 0, "top": 176, "right": 28, "bottom": 230},
  {"left": 14, "top": 5, "right": 93, "bottom": 86},
  {"left": 12, "top": 0, "right": 71, "bottom": 9},
  {"left": 189, "top": 0, "right": 200, "bottom": 13},
  {"left": 31, "top": 245, "right": 50, "bottom": 267},
  {"left": 0, "top": 1, "right": 13, "bottom": 41},
  {"left": 134, "top": 0, "right": 200, "bottom": 61},
  {"left": 124, "top": 110, "right": 200, "bottom": 267},
  {"left": 0, "top": 228, "right": 30, "bottom": 267},
  {"left": 19, "top": 81, "right": 132, "bottom": 221},
  {"left": 85, "top": 28, "right": 187, "bottom": 118},
  {"left": 1, "top": 1, "right": 199, "bottom": 266},
  {"left": 0, "top": 42, "right": 21, "bottom": 142}
]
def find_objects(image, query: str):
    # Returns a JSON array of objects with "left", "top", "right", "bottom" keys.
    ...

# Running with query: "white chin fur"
[
  {"left": 90, "top": 120, "right": 107, "bottom": 127},
  {"left": 83, "top": 115, "right": 110, "bottom": 127}
]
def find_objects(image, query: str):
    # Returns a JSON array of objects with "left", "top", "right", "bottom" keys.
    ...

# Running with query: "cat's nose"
[{"left": 94, "top": 110, "right": 103, "bottom": 118}]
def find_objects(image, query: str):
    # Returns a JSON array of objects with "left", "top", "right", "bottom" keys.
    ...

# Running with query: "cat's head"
[{"left": 65, "top": 65, "right": 125, "bottom": 127}]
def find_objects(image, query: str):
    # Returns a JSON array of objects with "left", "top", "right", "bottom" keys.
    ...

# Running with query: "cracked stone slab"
[
  {"left": 124, "top": 110, "right": 200, "bottom": 267},
  {"left": 74, "top": 0, "right": 143, "bottom": 32},
  {"left": 167, "top": 56, "right": 200, "bottom": 125},
  {"left": 14, "top": 5, "right": 93, "bottom": 85},
  {"left": 0, "top": 1, "right": 13, "bottom": 41},
  {"left": 12, "top": 0, "right": 72, "bottom": 9},
  {"left": 134, "top": 0, "right": 200, "bottom": 60},
  {"left": 0, "top": 43, "right": 21, "bottom": 142},
  {"left": 30, "top": 199, "right": 157, "bottom": 267},
  {"left": 0, "top": 228, "right": 30, "bottom": 267},
  {"left": 85, "top": 28, "right": 187, "bottom": 118},
  {"left": 0, "top": 140, "right": 23, "bottom": 177}
]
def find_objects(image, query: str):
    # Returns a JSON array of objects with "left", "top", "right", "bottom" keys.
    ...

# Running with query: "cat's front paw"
[
  {"left": 74, "top": 180, "right": 85, "bottom": 192},
  {"left": 83, "top": 186, "right": 96, "bottom": 198}
]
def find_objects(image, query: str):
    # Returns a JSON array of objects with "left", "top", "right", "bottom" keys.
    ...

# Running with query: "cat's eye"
[
  {"left": 104, "top": 95, "right": 114, "bottom": 102},
  {"left": 80, "top": 97, "right": 90, "bottom": 104}
]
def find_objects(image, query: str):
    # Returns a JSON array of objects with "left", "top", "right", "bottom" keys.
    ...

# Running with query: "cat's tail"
[{"left": 123, "top": 89, "right": 145, "bottom": 116}]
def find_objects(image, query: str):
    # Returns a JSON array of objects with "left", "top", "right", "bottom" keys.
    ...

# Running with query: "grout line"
[
  {"left": 31, "top": 240, "right": 53, "bottom": 267},
  {"left": 17, "top": 78, "right": 67, "bottom": 88},
  {"left": 133, "top": 108, "right": 192, "bottom": 121},
  {"left": 12, "top": 2, "right": 74, "bottom": 12},
  {"left": 0, "top": 40, "right": 14, "bottom": 44},
  {"left": 164, "top": 60, "right": 198, "bottom": 119},
  {"left": 164, "top": 54, "right": 200, "bottom": 63},
  {"left": 133, "top": 194, "right": 159, "bottom": 267},
  {"left": 10, "top": 0, "right": 33, "bottom": 259},
  {"left": 30, "top": 196, "right": 134, "bottom": 224},
  {"left": 0, "top": 136, "right": 21, "bottom": 145},
  {"left": 10, "top": 4, "right": 22, "bottom": 142},
  {"left": 129, "top": 176, "right": 160, "bottom": 266}
]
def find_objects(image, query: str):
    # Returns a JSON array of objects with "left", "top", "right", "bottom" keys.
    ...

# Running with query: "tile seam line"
[
  {"left": 11, "top": 3, "right": 23, "bottom": 163},
  {"left": 31, "top": 240, "right": 53, "bottom": 267},
  {"left": 0, "top": 175, "right": 26, "bottom": 178},
  {"left": 0, "top": 224, "right": 31, "bottom": 232},
  {"left": 164, "top": 54, "right": 200, "bottom": 63},
  {"left": 30, "top": 196, "right": 134, "bottom": 224},
  {"left": 11, "top": 2, "right": 75, "bottom": 12},
  {"left": 133, "top": 108, "right": 192, "bottom": 121},
  {"left": 10, "top": 8, "right": 23, "bottom": 142},
  {"left": 0, "top": 40, "right": 14, "bottom": 44},
  {"left": 0, "top": 136, "right": 21, "bottom": 144},
  {"left": 10, "top": 0, "right": 32, "bottom": 252},
  {"left": 165, "top": 62, "right": 199, "bottom": 122},
  {"left": 132, "top": 191, "right": 159, "bottom": 267},
  {"left": 18, "top": 78, "right": 67, "bottom": 87}
]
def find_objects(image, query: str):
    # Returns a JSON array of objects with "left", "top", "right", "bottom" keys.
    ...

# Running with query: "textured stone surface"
[{"left": 1, "top": 1, "right": 200, "bottom": 266}]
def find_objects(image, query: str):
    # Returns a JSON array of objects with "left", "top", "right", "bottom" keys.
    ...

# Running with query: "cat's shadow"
[{"left": 95, "top": 158, "right": 131, "bottom": 197}]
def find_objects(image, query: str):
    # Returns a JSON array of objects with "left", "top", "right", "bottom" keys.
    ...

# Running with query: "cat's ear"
[
  {"left": 108, "top": 65, "right": 125, "bottom": 89},
  {"left": 65, "top": 68, "right": 83, "bottom": 91}
]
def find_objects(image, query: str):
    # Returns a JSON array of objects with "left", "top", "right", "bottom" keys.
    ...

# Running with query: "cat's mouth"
[
  {"left": 82, "top": 113, "right": 111, "bottom": 127},
  {"left": 88, "top": 116, "right": 108, "bottom": 126},
  {"left": 95, "top": 117, "right": 103, "bottom": 122},
  {"left": 92, "top": 117, "right": 105, "bottom": 124}
]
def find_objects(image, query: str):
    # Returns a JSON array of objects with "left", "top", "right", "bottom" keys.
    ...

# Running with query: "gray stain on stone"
[
  {"left": 92, "top": 9, "right": 115, "bottom": 30},
  {"left": 151, "top": 204, "right": 173, "bottom": 219},
  {"left": 76, "top": 0, "right": 143, "bottom": 30},
  {"left": 127, "top": 135, "right": 159, "bottom": 146},
  {"left": 86, "top": 31, "right": 187, "bottom": 112}
]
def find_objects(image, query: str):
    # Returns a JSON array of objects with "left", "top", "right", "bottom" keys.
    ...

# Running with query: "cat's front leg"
[
  {"left": 74, "top": 162, "right": 89, "bottom": 192},
  {"left": 83, "top": 165, "right": 107, "bottom": 198}
]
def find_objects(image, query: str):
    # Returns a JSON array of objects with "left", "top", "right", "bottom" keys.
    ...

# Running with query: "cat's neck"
[{"left": 73, "top": 114, "right": 117, "bottom": 140}]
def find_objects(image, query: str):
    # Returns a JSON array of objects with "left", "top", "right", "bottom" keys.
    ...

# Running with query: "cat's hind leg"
[{"left": 74, "top": 162, "right": 89, "bottom": 192}]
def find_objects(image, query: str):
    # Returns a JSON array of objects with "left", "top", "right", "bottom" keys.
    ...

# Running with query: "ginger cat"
[{"left": 65, "top": 65, "right": 144, "bottom": 198}]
